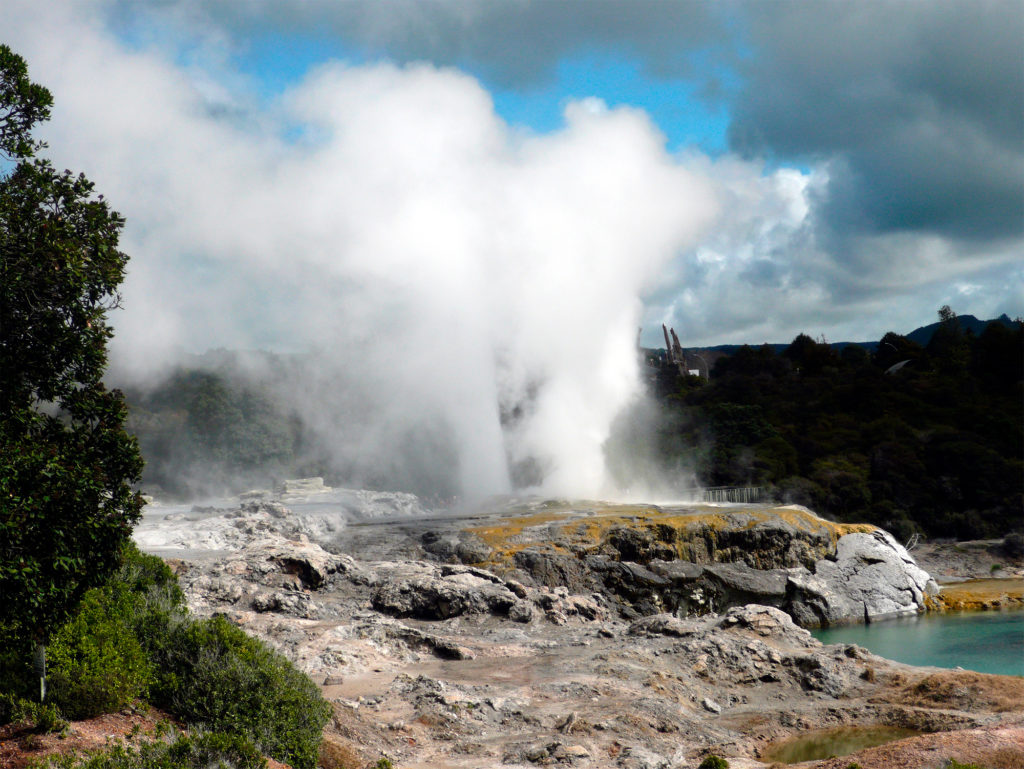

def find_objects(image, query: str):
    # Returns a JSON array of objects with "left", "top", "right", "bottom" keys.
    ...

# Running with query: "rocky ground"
[{"left": 125, "top": 486, "right": 1024, "bottom": 769}]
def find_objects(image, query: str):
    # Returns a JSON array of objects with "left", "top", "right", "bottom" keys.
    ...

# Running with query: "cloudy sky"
[
  {"left": 2, "top": 1, "right": 1022, "bottom": 496},
  {"left": 4, "top": 0, "right": 1021, "bottom": 352}
]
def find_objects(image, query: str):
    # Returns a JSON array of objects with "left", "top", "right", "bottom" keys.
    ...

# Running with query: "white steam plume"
[{"left": 4, "top": 5, "right": 717, "bottom": 498}]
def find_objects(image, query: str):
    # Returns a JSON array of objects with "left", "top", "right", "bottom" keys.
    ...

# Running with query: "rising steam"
[{"left": 8, "top": 5, "right": 717, "bottom": 498}]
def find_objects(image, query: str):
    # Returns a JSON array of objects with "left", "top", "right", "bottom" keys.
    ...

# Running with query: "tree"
[
  {"left": 0, "top": 45, "right": 52, "bottom": 159},
  {"left": 0, "top": 45, "right": 143, "bottom": 698}
]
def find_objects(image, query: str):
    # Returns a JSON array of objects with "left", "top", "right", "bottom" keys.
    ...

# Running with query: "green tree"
[
  {"left": 0, "top": 45, "right": 52, "bottom": 159},
  {"left": 0, "top": 45, "right": 143, "bottom": 697}
]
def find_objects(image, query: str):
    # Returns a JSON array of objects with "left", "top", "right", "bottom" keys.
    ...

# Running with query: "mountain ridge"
[{"left": 677, "top": 313, "right": 1020, "bottom": 356}]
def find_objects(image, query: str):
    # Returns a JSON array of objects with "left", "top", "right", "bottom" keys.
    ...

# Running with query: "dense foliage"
[
  {"left": 0, "top": 544, "right": 331, "bottom": 769},
  {"left": 0, "top": 45, "right": 143, "bottom": 646},
  {"left": 150, "top": 615, "right": 331, "bottom": 769},
  {"left": 123, "top": 366, "right": 307, "bottom": 498},
  {"left": 613, "top": 312, "right": 1023, "bottom": 540}
]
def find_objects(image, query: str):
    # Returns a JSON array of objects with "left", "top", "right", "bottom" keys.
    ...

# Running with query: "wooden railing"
[{"left": 699, "top": 486, "right": 766, "bottom": 504}]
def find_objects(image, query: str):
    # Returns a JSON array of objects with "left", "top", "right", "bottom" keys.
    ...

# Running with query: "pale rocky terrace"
[{"left": 134, "top": 485, "right": 1024, "bottom": 769}]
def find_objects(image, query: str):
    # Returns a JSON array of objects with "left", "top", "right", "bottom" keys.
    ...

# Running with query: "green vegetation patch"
[{"left": 41, "top": 730, "right": 268, "bottom": 769}]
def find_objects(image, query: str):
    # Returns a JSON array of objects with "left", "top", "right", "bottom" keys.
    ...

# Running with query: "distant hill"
[
  {"left": 905, "top": 313, "right": 1018, "bottom": 347},
  {"left": 675, "top": 314, "right": 1020, "bottom": 357}
]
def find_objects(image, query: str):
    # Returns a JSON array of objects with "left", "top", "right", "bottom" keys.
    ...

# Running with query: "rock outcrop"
[
  {"left": 141, "top": 494, "right": 938, "bottom": 628},
  {"left": 134, "top": 492, "right": 1022, "bottom": 769},
  {"left": 419, "top": 502, "right": 939, "bottom": 627},
  {"left": 788, "top": 530, "right": 937, "bottom": 625}
]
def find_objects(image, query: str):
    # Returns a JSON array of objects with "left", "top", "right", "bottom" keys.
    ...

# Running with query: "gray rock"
[
  {"left": 628, "top": 614, "right": 696, "bottom": 638},
  {"left": 370, "top": 565, "right": 518, "bottom": 620},
  {"left": 717, "top": 604, "right": 815, "bottom": 645},
  {"left": 701, "top": 697, "right": 722, "bottom": 713},
  {"left": 790, "top": 530, "right": 939, "bottom": 626},
  {"left": 617, "top": 745, "right": 671, "bottom": 769},
  {"left": 508, "top": 599, "right": 535, "bottom": 623}
]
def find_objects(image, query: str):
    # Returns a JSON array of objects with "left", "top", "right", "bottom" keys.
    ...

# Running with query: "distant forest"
[
  {"left": 122, "top": 310, "right": 1022, "bottom": 540},
  {"left": 609, "top": 309, "right": 1023, "bottom": 540}
]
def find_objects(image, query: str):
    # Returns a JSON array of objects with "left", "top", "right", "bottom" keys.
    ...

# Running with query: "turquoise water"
[{"left": 813, "top": 610, "right": 1024, "bottom": 676}]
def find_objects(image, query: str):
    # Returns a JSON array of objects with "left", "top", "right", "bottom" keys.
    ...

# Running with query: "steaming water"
[{"left": 813, "top": 609, "right": 1024, "bottom": 676}]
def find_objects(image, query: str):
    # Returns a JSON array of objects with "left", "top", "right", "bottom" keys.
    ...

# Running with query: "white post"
[{"left": 33, "top": 642, "right": 46, "bottom": 702}]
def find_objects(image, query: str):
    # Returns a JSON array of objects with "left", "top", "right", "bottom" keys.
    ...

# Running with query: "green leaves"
[
  {"left": 0, "top": 44, "right": 52, "bottom": 160},
  {"left": 0, "top": 46, "right": 142, "bottom": 647}
]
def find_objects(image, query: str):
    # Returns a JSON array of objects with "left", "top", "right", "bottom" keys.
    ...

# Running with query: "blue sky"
[{"left": 226, "top": 27, "right": 734, "bottom": 155}]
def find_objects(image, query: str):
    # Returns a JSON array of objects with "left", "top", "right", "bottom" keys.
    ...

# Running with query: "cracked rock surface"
[{"left": 135, "top": 492, "right": 1022, "bottom": 769}]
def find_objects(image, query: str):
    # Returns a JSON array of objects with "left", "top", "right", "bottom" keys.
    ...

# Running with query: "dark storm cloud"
[
  {"left": 730, "top": 1, "right": 1024, "bottom": 241},
  {"left": 149, "top": 0, "right": 1022, "bottom": 246},
  {"left": 147, "top": 0, "right": 727, "bottom": 86}
]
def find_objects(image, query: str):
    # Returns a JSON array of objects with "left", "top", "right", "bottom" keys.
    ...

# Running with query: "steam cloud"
[{"left": 6, "top": 4, "right": 717, "bottom": 499}]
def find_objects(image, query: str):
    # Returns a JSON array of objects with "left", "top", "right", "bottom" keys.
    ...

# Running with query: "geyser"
[{"left": 32, "top": 49, "right": 717, "bottom": 498}]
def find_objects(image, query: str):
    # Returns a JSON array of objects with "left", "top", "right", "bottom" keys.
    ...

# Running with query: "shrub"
[
  {"left": 3, "top": 696, "right": 67, "bottom": 733},
  {"left": 1, "top": 543, "right": 185, "bottom": 723},
  {"left": 150, "top": 615, "right": 331, "bottom": 769},
  {"left": 699, "top": 756, "right": 729, "bottom": 769},
  {"left": 47, "top": 583, "right": 153, "bottom": 719},
  {"left": 42, "top": 730, "right": 267, "bottom": 769},
  {"left": 164, "top": 730, "right": 268, "bottom": 769},
  {"left": 0, "top": 692, "right": 14, "bottom": 724},
  {"left": 113, "top": 544, "right": 188, "bottom": 661}
]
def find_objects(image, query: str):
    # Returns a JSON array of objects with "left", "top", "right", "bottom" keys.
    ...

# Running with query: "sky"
[{"left": 2, "top": 0, "right": 1022, "bottom": 498}]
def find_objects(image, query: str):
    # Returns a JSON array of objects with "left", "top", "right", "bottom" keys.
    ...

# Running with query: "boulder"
[
  {"left": 370, "top": 565, "right": 519, "bottom": 620},
  {"left": 791, "top": 530, "right": 939, "bottom": 626},
  {"left": 628, "top": 614, "right": 696, "bottom": 638}
]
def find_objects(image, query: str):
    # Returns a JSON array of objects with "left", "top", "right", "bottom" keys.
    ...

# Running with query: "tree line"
[{"left": 609, "top": 310, "right": 1023, "bottom": 540}]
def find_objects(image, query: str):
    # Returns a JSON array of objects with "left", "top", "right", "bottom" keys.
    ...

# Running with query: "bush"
[
  {"left": 698, "top": 756, "right": 729, "bottom": 769},
  {"left": 42, "top": 730, "right": 267, "bottom": 769},
  {"left": 47, "top": 583, "right": 153, "bottom": 719},
  {"left": 0, "top": 646, "right": 35, "bottom": 712},
  {"left": 1, "top": 543, "right": 185, "bottom": 722},
  {"left": 150, "top": 615, "right": 331, "bottom": 769},
  {"left": 113, "top": 544, "right": 187, "bottom": 657},
  {"left": 1, "top": 696, "right": 67, "bottom": 733}
]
